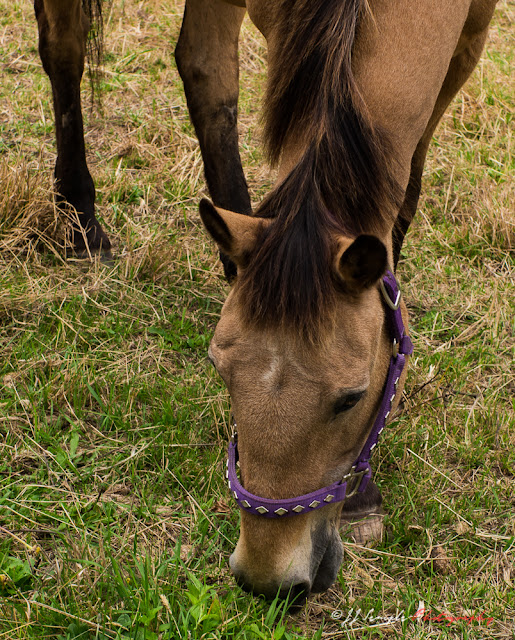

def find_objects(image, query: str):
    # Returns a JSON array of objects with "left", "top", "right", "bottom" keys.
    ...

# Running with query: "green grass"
[{"left": 0, "top": 0, "right": 514, "bottom": 638}]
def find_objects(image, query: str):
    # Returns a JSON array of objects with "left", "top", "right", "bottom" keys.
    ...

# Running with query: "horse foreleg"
[
  {"left": 393, "top": 28, "right": 492, "bottom": 266},
  {"left": 176, "top": 0, "right": 251, "bottom": 280},
  {"left": 34, "top": 0, "right": 110, "bottom": 255}
]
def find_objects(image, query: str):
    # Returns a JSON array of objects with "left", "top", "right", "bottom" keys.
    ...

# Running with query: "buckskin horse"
[
  {"left": 176, "top": 0, "right": 499, "bottom": 601},
  {"left": 34, "top": 0, "right": 498, "bottom": 602}
]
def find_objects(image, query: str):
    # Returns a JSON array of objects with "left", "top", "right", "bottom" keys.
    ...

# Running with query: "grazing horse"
[{"left": 176, "top": 0, "right": 499, "bottom": 601}]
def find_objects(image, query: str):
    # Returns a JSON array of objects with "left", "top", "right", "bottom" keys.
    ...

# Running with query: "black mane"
[{"left": 237, "top": 0, "right": 401, "bottom": 338}]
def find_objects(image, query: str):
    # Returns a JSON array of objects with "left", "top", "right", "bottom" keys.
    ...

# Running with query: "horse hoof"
[
  {"left": 340, "top": 509, "right": 385, "bottom": 545},
  {"left": 66, "top": 245, "right": 114, "bottom": 266},
  {"left": 68, "top": 243, "right": 113, "bottom": 257},
  {"left": 69, "top": 221, "right": 112, "bottom": 259},
  {"left": 67, "top": 226, "right": 113, "bottom": 264}
]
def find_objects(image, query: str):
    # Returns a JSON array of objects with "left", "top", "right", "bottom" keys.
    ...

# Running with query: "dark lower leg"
[
  {"left": 35, "top": 0, "right": 109, "bottom": 254},
  {"left": 191, "top": 99, "right": 252, "bottom": 218},
  {"left": 340, "top": 480, "right": 384, "bottom": 544},
  {"left": 176, "top": 4, "right": 251, "bottom": 214}
]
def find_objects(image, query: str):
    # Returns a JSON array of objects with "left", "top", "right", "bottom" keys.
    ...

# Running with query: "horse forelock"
[{"left": 238, "top": 181, "right": 338, "bottom": 342}]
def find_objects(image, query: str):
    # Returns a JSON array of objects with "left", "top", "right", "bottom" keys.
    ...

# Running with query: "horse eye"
[{"left": 334, "top": 391, "right": 365, "bottom": 414}]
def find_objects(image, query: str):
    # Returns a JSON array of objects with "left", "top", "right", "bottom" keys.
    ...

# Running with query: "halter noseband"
[{"left": 226, "top": 270, "right": 413, "bottom": 518}]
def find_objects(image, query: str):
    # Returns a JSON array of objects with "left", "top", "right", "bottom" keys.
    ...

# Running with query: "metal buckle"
[
  {"left": 343, "top": 466, "right": 369, "bottom": 498},
  {"left": 380, "top": 279, "right": 401, "bottom": 310},
  {"left": 230, "top": 415, "right": 237, "bottom": 443}
]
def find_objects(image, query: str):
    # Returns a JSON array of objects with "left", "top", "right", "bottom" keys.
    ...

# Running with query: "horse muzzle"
[{"left": 229, "top": 518, "right": 343, "bottom": 603}]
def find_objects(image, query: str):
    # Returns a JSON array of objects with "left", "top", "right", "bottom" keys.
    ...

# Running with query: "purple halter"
[{"left": 226, "top": 271, "right": 413, "bottom": 518}]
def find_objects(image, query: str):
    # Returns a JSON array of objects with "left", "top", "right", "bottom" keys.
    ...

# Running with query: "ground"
[{"left": 0, "top": 1, "right": 513, "bottom": 639}]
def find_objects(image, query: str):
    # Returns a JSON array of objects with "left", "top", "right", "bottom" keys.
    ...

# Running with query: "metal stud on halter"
[
  {"left": 256, "top": 506, "right": 269, "bottom": 515},
  {"left": 225, "top": 271, "right": 414, "bottom": 519}
]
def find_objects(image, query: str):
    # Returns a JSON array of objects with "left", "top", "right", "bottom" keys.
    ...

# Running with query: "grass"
[{"left": 0, "top": 0, "right": 513, "bottom": 638}]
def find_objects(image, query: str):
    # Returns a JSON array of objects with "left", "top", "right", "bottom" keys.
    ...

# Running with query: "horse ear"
[
  {"left": 335, "top": 235, "right": 387, "bottom": 291},
  {"left": 199, "top": 199, "right": 270, "bottom": 267}
]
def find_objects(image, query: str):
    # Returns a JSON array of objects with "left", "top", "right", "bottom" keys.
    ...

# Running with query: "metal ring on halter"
[
  {"left": 342, "top": 467, "right": 370, "bottom": 498},
  {"left": 380, "top": 278, "right": 401, "bottom": 310}
]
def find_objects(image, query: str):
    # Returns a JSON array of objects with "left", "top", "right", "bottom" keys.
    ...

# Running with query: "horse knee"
[
  {"left": 176, "top": 45, "right": 238, "bottom": 139},
  {"left": 175, "top": 51, "right": 209, "bottom": 102},
  {"left": 174, "top": 34, "right": 193, "bottom": 83}
]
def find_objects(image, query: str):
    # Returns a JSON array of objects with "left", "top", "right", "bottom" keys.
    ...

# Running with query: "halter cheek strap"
[{"left": 226, "top": 271, "right": 413, "bottom": 518}]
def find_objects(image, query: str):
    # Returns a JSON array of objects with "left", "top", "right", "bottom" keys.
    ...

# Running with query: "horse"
[
  {"left": 175, "top": 0, "right": 499, "bottom": 602},
  {"left": 33, "top": 0, "right": 499, "bottom": 603}
]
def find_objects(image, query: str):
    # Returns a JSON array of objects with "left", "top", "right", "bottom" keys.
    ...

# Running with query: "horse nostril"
[
  {"left": 281, "top": 580, "right": 310, "bottom": 607},
  {"left": 234, "top": 573, "right": 252, "bottom": 594},
  {"left": 234, "top": 573, "right": 310, "bottom": 604}
]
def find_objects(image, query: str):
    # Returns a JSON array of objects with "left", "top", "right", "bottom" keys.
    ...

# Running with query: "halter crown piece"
[{"left": 226, "top": 270, "right": 414, "bottom": 518}]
